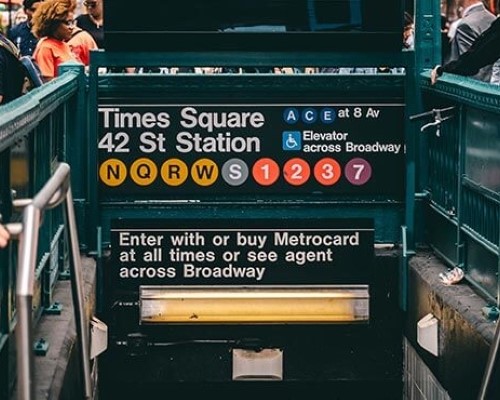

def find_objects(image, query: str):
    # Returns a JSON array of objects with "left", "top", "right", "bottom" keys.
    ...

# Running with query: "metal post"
[
  {"left": 64, "top": 186, "right": 92, "bottom": 399},
  {"left": 477, "top": 321, "right": 500, "bottom": 400},
  {"left": 16, "top": 206, "right": 41, "bottom": 400},
  {"left": 14, "top": 163, "right": 92, "bottom": 400}
]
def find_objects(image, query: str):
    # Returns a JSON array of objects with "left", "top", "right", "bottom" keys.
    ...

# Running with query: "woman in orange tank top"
[{"left": 32, "top": 0, "right": 79, "bottom": 82}]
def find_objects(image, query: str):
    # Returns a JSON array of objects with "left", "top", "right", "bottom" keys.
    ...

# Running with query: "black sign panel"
[
  {"left": 111, "top": 218, "right": 374, "bottom": 290},
  {"left": 98, "top": 103, "right": 405, "bottom": 197},
  {"left": 104, "top": 0, "right": 403, "bottom": 52}
]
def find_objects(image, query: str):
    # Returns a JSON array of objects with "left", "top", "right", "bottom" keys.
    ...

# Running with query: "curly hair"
[{"left": 31, "top": 0, "right": 76, "bottom": 38}]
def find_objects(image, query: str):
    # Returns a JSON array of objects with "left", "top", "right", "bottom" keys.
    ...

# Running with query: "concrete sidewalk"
[
  {"left": 11, "top": 255, "right": 97, "bottom": 400},
  {"left": 406, "top": 249, "right": 498, "bottom": 400}
]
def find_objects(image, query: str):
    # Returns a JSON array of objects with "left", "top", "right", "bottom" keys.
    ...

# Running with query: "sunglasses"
[
  {"left": 83, "top": 1, "right": 97, "bottom": 7},
  {"left": 60, "top": 19, "right": 76, "bottom": 27}
]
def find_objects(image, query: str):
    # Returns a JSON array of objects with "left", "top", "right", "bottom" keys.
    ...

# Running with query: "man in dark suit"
[
  {"left": 431, "top": 16, "right": 500, "bottom": 84},
  {"left": 446, "top": 0, "right": 496, "bottom": 81}
]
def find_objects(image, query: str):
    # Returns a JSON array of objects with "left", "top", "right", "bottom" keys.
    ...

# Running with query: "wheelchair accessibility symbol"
[{"left": 282, "top": 131, "right": 302, "bottom": 151}]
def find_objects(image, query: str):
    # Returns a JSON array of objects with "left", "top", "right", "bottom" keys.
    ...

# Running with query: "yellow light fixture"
[{"left": 140, "top": 285, "right": 369, "bottom": 324}]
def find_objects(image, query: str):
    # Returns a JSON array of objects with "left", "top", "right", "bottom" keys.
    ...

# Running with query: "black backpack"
[
  {"left": 0, "top": 34, "right": 43, "bottom": 89},
  {"left": 20, "top": 56, "right": 43, "bottom": 87}
]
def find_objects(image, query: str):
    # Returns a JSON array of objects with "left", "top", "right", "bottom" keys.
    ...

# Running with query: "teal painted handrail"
[
  {"left": 421, "top": 71, "right": 500, "bottom": 304},
  {"left": 0, "top": 63, "right": 87, "bottom": 399},
  {"left": 0, "top": 71, "right": 80, "bottom": 153}
]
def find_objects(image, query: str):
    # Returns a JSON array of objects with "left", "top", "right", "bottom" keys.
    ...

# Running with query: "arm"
[
  {"left": 454, "top": 23, "right": 478, "bottom": 55},
  {"left": 0, "top": 224, "right": 10, "bottom": 248}
]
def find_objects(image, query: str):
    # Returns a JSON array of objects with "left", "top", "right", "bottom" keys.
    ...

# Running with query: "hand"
[
  {"left": 0, "top": 224, "right": 10, "bottom": 248},
  {"left": 431, "top": 66, "right": 441, "bottom": 85}
]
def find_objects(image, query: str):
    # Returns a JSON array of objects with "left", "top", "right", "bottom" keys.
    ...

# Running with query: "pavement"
[
  {"left": 11, "top": 255, "right": 97, "bottom": 400},
  {"left": 407, "top": 248, "right": 499, "bottom": 400}
]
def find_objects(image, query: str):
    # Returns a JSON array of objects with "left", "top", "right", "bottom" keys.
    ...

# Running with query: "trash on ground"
[{"left": 439, "top": 267, "right": 464, "bottom": 285}]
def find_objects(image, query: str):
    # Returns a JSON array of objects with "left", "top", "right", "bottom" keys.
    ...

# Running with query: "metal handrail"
[
  {"left": 8, "top": 162, "right": 92, "bottom": 400},
  {"left": 477, "top": 320, "right": 500, "bottom": 400}
]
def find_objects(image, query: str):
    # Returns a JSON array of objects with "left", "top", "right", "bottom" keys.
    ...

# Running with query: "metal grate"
[{"left": 403, "top": 337, "right": 451, "bottom": 400}]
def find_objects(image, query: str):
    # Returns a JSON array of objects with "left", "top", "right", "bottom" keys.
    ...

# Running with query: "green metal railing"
[
  {"left": 0, "top": 64, "right": 86, "bottom": 399},
  {"left": 11, "top": 162, "right": 91, "bottom": 400},
  {"left": 421, "top": 74, "right": 500, "bottom": 305}
]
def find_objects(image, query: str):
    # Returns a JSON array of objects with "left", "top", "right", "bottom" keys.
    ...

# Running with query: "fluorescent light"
[{"left": 140, "top": 285, "right": 369, "bottom": 324}]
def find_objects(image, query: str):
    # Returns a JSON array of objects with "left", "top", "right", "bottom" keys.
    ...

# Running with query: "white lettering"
[
  {"left": 98, "top": 108, "right": 170, "bottom": 129},
  {"left": 180, "top": 107, "right": 265, "bottom": 133},
  {"left": 302, "top": 130, "right": 349, "bottom": 141},
  {"left": 274, "top": 232, "right": 359, "bottom": 246},
  {"left": 119, "top": 232, "right": 164, "bottom": 246},
  {"left": 183, "top": 263, "right": 265, "bottom": 281},
  {"left": 176, "top": 132, "right": 260, "bottom": 153},
  {"left": 345, "top": 142, "right": 402, "bottom": 154},
  {"left": 119, "top": 266, "right": 176, "bottom": 279}
]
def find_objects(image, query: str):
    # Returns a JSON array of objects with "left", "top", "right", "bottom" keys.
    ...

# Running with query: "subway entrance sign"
[
  {"left": 110, "top": 218, "right": 374, "bottom": 290},
  {"left": 97, "top": 102, "right": 405, "bottom": 198}
]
